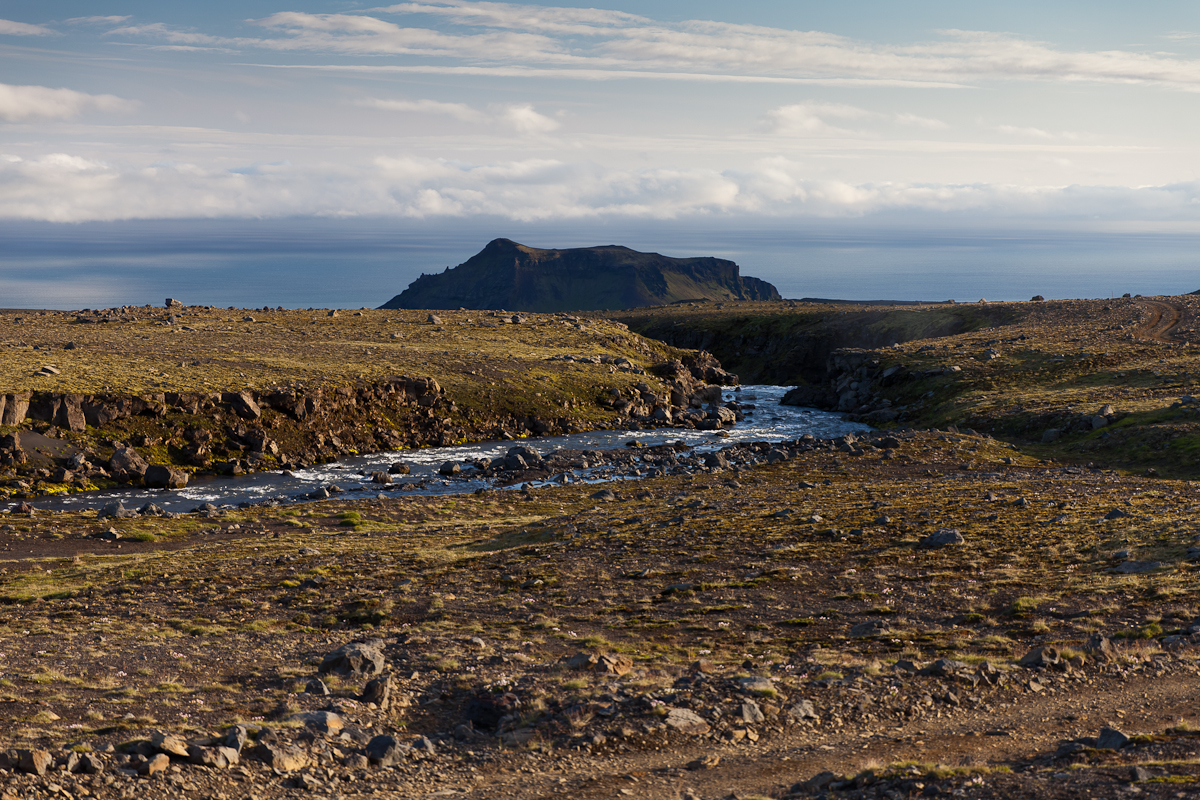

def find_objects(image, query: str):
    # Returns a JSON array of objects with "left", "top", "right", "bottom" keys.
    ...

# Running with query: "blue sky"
[{"left": 4, "top": 1, "right": 1200, "bottom": 228}]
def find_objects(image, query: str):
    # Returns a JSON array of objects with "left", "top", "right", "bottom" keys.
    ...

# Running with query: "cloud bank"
[{"left": 3, "top": 151, "right": 1199, "bottom": 225}]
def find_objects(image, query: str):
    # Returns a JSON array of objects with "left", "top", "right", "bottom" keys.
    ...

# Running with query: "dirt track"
[{"left": 1135, "top": 299, "right": 1184, "bottom": 343}]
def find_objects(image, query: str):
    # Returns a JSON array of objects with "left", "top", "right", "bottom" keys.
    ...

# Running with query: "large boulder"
[
  {"left": 144, "top": 464, "right": 188, "bottom": 489},
  {"left": 108, "top": 446, "right": 149, "bottom": 480}
]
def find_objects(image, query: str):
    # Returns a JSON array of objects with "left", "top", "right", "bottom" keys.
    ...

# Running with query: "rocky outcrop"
[{"left": 0, "top": 360, "right": 737, "bottom": 495}]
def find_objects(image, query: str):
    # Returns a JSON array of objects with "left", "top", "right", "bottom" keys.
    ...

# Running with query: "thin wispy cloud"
[
  {"left": 996, "top": 124, "right": 1079, "bottom": 141},
  {"left": 0, "top": 18, "right": 56, "bottom": 36},
  {"left": 895, "top": 112, "right": 948, "bottom": 130},
  {"left": 65, "top": 16, "right": 132, "bottom": 26},
  {"left": 88, "top": 3, "right": 1200, "bottom": 90}
]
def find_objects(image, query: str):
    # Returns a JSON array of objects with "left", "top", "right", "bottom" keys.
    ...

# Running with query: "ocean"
[{"left": 2, "top": 218, "right": 1199, "bottom": 309}]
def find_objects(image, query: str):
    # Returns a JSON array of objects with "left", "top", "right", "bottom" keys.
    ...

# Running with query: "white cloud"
[
  {"left": 361, "top": 96, "right": 559, "bottom": 133},
  {"left": 764, "top": 102, "right": 875, "bottom": 136},
  {"left": 0, "top": 83, "right": 137, "bottom": 122},
  {"left": 496, "top": 103, "right": 559, "bottom": 134},
  {"left": 4, "top": 149, "right": 1200, "bottom": 224},
  {"left": 0, "top": 18, "right": 55, "bottom": 36}
]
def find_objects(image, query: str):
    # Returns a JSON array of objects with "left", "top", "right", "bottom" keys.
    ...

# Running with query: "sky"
[{"left": 4, "top": 1, "right": 1200, "bottom": 231}]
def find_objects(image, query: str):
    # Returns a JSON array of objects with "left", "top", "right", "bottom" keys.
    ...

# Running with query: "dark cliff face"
[{"left": 380, "top": 238, "right": 781, "bottom": 312}]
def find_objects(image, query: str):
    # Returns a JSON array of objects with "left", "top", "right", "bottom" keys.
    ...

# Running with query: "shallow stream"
[{"left": 14, "top": 386, "right": 870, "bottom": 514}]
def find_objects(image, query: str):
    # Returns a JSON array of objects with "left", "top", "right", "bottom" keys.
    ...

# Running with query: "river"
[{"left": 14, "top": 386, "right": 870, "bottom": 515}]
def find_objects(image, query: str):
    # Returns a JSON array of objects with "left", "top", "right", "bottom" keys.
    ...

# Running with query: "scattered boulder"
[
  {"left": 150, "top": 731, "right": 190, "bottom": 758},
  {"left": 288, "top": 710, "right": 344, "bottom": 736},
  {"left": 188, "top": 745, "right": 238, "bottom": 769},
  {"left": 252, "top": 743, "right": 308, "bottom": 771},
  {"left": 17, "top": 749, "right": 51, "bottom": 776},
  {"left": 1018, "top": 646, "right": 1061, "bottom": 669},
  {"left": 850, "top": 619, "right": 888, "bottom": 638},
  {"left": 664, "top": 708, "right": 710, "bottom": 735},
  {"left": 1083, "top": 633, "right": 1118, "bottom": 663},
  {"left": 360, "top": 674, "right": 394, "bottom": 710},
  {"left": 786, "top": 700, "right": 818, "bottom": 721},
  {"left": 365, "top": 735, "right": 410, "bottom": 767},
  {"left": 921, "top": 528, "right": 964, "bottom": 548},
  {"left": 1097, "top": 726, "right": 1130, "bottom": 750},
  {"left": 319, "top": 641, "right": 386, "bottom": 678}
]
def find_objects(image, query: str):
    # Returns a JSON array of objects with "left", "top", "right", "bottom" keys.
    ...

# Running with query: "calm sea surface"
[{"left": 2, "top": 218, "right": 1199, "bottom": 309}]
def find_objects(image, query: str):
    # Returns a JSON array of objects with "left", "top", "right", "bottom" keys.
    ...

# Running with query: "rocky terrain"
[
  {"left": 0, "top": 295, "right": 1199, "bottom": 798},
  {"left": 380, "top": 239, "right": 780, "bottom": 313}
]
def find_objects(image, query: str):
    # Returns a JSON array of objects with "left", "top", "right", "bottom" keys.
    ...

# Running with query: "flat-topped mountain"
[{"left": 379, "top": 238, "right": 781, "bottom": 312}]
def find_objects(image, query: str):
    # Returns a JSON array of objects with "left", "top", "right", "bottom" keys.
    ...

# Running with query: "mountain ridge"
[{"left": 379, "top": 238, "right": 781, "bottom": 312}]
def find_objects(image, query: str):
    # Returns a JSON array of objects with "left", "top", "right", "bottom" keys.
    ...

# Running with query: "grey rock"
[
  {"left": 427, "top": 314, "right": 442, "bottom": 325},
  {"left": 223, "top": 725, "right": 248, "bottom": 753},
  {"left": 1083, "top": 634, "right": 1118, "bottom": 663},
  {"left": 227, "top": 390, "right": 261, "bottom": 420},
  {"left": 921, "top": 528, "right": 964, "bottom": 548},
  {"left": 1097, "top": 726, "right": 1130, "bottom": 750},
  {"left": 188, "top": 745, "right": 238, "bottom": 769},
  {"left": 319, "top": 641, "right": 386, "bottom": 678},
  {"left": 438, "top": 461, "right": 461, "bottom": 476},
  {"left": 1018, "top": 646, "right": 1060, "bottom": 668},
  {"left": 1042, "top": 428, "right": 1061, "bottom": 443},
  {"left": 740, "top": 699, "right": 765, "bottom": 724},
  {"left": 1091, "top": 415, "right": 1108, "bottom": 430},
  {"left": 786, "top": 700, "right": 818, "bottom": 721},
  {"left": 252, "top": 743, "right": 308, "bottom": 771},
  {"left": 919, "top": 658, "right": 971, "bottom": 677},
  {"left": 388, "top": 462, "right": 411, "bottom": 475},
  {"left": 98, "top": 501, "right": 135, "bottom": 520},
  {"left": 590, "top": 488, "right": 616, "bottom": 501},
  {"left": 664, "top": 707, "right": 710, "bottom": 735},
  {"left": 365, "top": 735, "right": 411, "bottom": 767},
  {"left": 850, "top": 619, "right": 888, "bottom": 638},
  {"left": 737, "top": 676, "right": 775, "bottom": 695}
]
